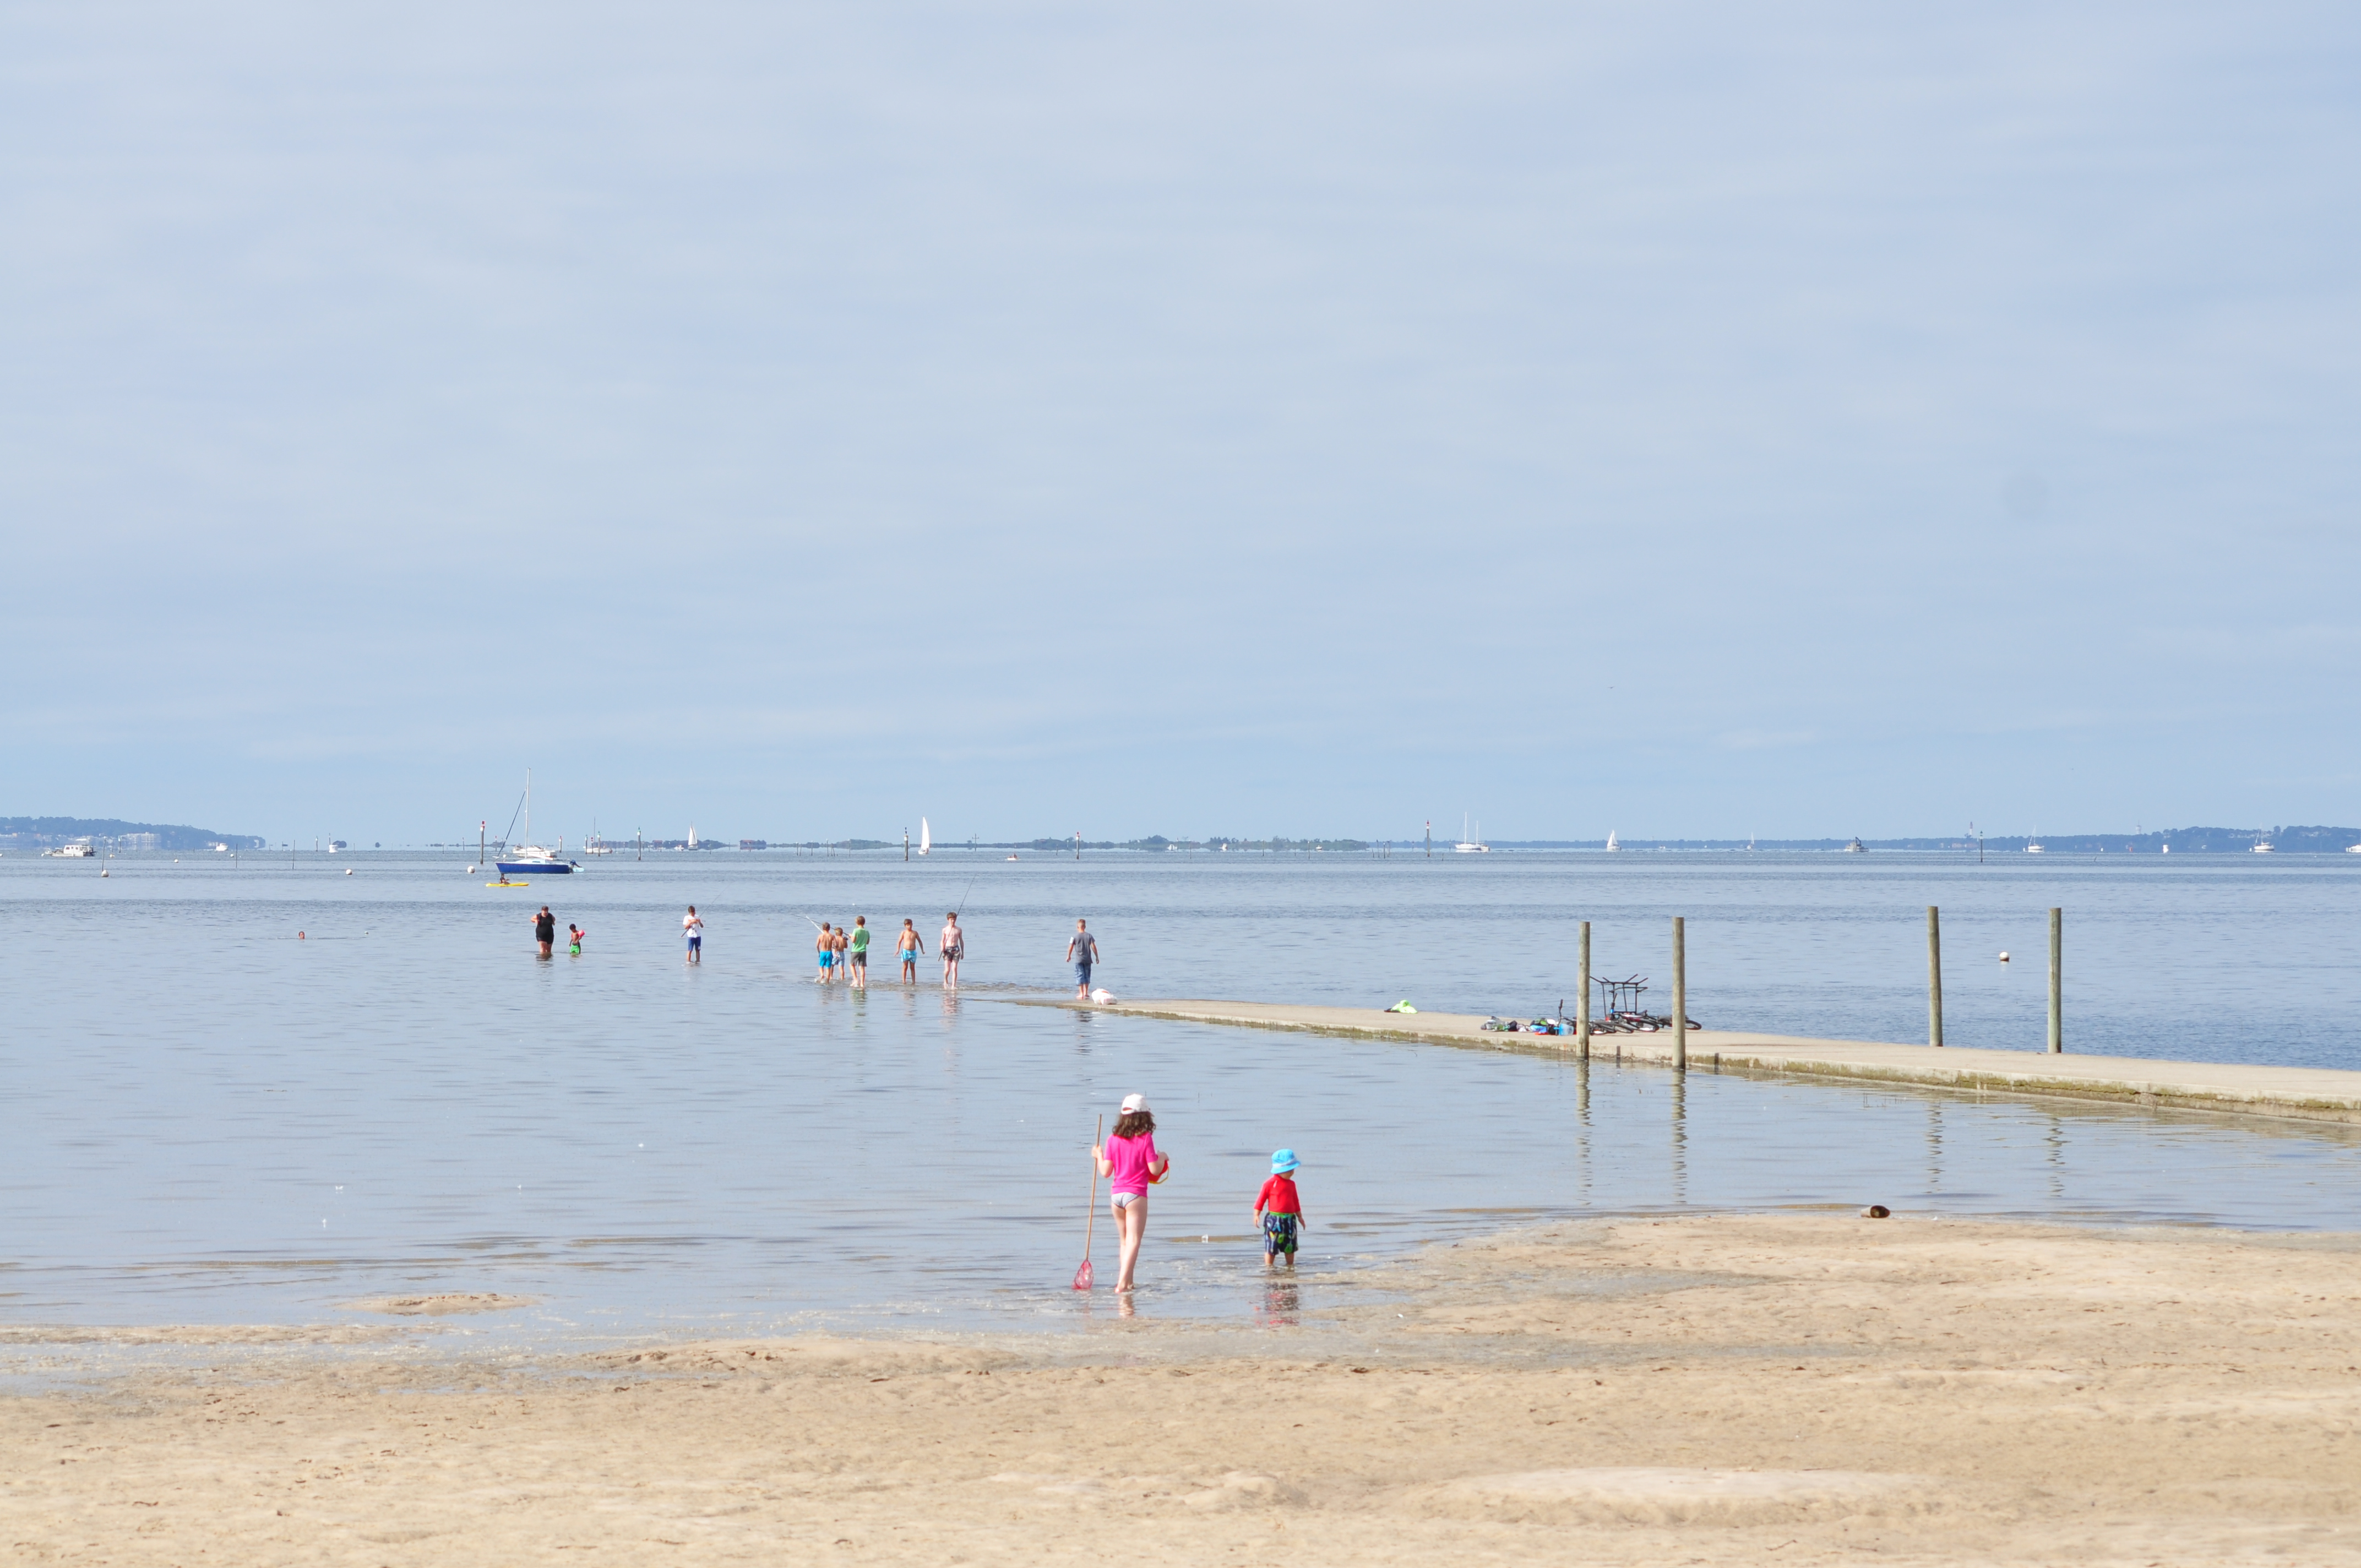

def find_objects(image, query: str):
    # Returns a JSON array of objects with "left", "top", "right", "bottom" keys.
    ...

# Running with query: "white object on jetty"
[{"left": 1090, "top": 988, "right": 1116, "bottom": 1005}]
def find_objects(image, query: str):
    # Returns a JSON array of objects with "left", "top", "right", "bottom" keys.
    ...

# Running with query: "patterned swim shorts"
[{"left": 1261, "top": 1212, "right": 1299, "bottom": 1256}]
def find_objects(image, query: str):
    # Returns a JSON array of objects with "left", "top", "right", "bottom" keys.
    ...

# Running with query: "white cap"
[{"left": 1120, "top": 1093, "right": 1149, "bottom": 1114}]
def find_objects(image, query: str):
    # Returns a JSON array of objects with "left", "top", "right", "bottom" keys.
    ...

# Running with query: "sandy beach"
[{"left": 8, "top": 1213, "right": 2359, "bottom": 1565}]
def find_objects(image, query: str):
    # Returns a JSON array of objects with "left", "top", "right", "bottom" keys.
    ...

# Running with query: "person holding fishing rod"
[
  {"left": 1091, "top": 1093, "right": 1167, "bottom": 1294},
  {"left": 940, "top": 911, "right": 965, "bottom": 988}
]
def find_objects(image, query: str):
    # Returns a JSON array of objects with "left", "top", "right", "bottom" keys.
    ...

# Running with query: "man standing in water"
[
  {"left": 940, "top": 911, "right": 964, "bottom": 988},
  {"left": 532, "top": 905, "right": 556, "bottom": 959},
  {"left": 683, "top": 905, "right": 703, "bottom": 964},
  {"left": 1065, "top": 918, "right": 1100, "bottom": 999}
]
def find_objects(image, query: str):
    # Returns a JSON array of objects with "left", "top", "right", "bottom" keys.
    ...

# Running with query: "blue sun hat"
[{"left": 1270, "top": 1148, "right": 1299, "bottom": 1174}]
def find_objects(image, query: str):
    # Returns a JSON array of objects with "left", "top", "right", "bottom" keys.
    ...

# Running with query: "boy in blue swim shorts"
[{"left": 1254, "top": 1149, "right": 1306, "bottom": 1270}]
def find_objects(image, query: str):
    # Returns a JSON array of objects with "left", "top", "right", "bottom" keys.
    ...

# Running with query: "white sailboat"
[
  {"left": 918, "top": 818, "right": 932, "bottom": 857},
  {"left": 1453, "top": 814, "right": 1489, "bottom": 853},
  {"left": 1605, "top": 830, "right": 1620, "bottom": 852},
  {"left": 496, "top": 770, "right": 579, "bottom": 875}
]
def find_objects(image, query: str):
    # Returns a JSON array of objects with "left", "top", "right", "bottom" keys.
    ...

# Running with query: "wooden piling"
[
  {"left": 1672, "top": 916, "right": 1687, "bottom": 1071},
  {"left": 1928, "top": 905, "right": 1944, "bottom": 1048},
  {"left": 2048, "top": 907, "right": 2063, "bottom": 1053},
  {"left": 1577, "top": 921, "right": 1592, "bottom": 1061}
]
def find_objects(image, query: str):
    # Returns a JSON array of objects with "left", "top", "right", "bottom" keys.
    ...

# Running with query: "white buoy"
[
  {"left": 345, "top": 868, "right": 354, "bottom": 875},
  {"left": 1998, "top": 951, "right": 2010, "bottom": 962}
]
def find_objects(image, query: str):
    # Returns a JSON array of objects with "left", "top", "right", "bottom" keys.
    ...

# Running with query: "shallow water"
[{"left": 3, "top": 850, "right": 2358, "bottom": 1340}]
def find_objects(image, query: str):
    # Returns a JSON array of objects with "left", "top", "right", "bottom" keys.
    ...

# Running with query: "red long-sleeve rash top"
[{"left": 1255, "top": 1174, "right": 1301, "bottom": 1215}]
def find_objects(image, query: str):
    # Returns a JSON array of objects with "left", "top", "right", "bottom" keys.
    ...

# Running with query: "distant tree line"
[{"left": 0, "top": 816, "right": 263, "bottom": 851}]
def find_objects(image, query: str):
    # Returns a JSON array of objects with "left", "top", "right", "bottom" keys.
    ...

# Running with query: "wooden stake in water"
[
  {"left": 1928, "top": 905, "right": 1944, "bottom": 1048},
  {"left": 1672, "top": 916, "right": 1687, "bottom": 1071},
  {"left": 1576, "top": 920, "right": 1592, "bottom": 1061},
  {"left": 2048, "top": 907, "right": 2063, "bottom": 1054}
]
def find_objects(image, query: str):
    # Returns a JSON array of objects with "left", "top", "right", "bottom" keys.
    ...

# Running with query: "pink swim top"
[{"left": 1103, "top": 1133, "right": 1160, "bottom": 1195}]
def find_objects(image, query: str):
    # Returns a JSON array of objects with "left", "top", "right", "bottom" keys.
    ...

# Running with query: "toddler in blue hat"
[{"left": 1254, "top": 1150, "right": 1307, "bottom": 1270}]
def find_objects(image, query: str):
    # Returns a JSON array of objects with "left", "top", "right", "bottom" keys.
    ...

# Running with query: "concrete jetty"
[{"left": 1035, "top": 997, "right": 2361, "bottom": 1127}]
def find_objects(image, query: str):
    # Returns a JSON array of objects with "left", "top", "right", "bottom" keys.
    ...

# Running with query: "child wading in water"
[
  {"left": 1092, "top": 1093, "right": 1168, "bottom": 1293},
  {"left": 1255, "top": 1149, "right": 1306, "bottom": 1270},
  {"left": 567, "top": 923, "right": 585, "bottom": 957}
]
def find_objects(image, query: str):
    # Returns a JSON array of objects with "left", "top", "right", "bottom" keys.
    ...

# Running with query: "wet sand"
[{"left": 7, "top": 1214, "right": 2359, "bottom": 1565}]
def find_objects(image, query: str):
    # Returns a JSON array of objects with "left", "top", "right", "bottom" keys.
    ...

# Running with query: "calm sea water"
[{"left": 3, "top": 849, "right": 2358, "bottom": 1340}]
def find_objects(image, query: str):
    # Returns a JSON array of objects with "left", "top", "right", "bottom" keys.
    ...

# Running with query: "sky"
[{"left": 4, "top": 2, "right": 2358, "bottom": 846}]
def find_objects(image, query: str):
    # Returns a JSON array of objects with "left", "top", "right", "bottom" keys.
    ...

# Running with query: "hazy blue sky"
[{"left": 5, "top": 2, "right": 2358, "bottom": 845}]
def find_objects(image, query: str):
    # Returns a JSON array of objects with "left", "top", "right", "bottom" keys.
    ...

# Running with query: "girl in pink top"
[{"left": 1091, "top": 1092, "right": 1168, "bottom": 1293}]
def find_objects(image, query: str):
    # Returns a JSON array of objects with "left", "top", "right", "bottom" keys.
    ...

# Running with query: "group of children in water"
[
  {"left": 809, "top": 912, "right": 965, "bottom": 988},
  {"left": 1090, "top": 1092, "right": 1305, "bottom": 1293}
]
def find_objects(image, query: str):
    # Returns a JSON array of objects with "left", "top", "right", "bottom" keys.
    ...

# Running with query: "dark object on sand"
[{"left": 1862, "top": 1205, "right": 1892, "bottom": 1219}]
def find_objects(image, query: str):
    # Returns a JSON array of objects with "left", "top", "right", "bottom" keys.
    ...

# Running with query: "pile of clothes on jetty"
[{"left": 1479, "top": 1010, "right": 1700, "bottom": 1034}]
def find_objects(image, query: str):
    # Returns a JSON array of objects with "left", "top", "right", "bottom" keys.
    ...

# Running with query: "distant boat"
[
  {"left": 919, "top": 818, "right": 932, "bottom": 857},
  {"left": 2253, "top": 841, "right": 2275, "bottom": 853},
  {"left": 1844, "top": 837, "right": 1866, "bottom": 853},
  {"left": 43, "top": 842, "right": 95, "bottom": 858},
  {"left": 1454, "top": 815, "right": 1489, "bottom": 853},
  {"left": 2347, "top": 844, "right": 2361, "bottom": 854},
  {"left": 2025, "top": 833, "right": 2045, "bottom": 854},
  {"left": 1605, "top": 830, "right": 1620, "bottom": 852},
  {"left": 496, "top": 771, "right": 577, "bottom": 876},
  {"left": 584, "top": 820, "right": 614, "bottom": 856},
  {"left": 1005, "top": 854, "right": 1019, "bottom": 861}
]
